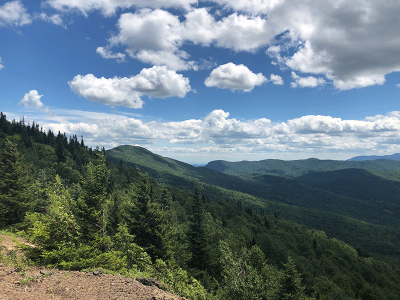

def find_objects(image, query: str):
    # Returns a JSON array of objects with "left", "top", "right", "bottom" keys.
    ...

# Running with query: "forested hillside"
[
  {"left": 106, "top": 145, "right": 400, "bottom": 260},
  {"left": 2, "top": 113, "right": 400, "bottom": 299}
]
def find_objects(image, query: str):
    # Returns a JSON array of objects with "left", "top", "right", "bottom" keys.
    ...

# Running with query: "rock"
[
  {"left": 40, "top": 270, "right": 52, "bottom": 276},
  {"left": 93, "top": 269, "right": 103, "bottom": 276},
  {"left": 136, "top": 277, "right": 166, "bottom": 290}
]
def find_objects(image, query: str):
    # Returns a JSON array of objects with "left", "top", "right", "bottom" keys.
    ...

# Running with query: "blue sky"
[{"left": 1, "top": 0, "right": 400, "bottom": 164}]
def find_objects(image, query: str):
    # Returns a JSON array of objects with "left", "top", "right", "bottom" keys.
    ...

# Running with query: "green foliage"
[
  {"left": 277, "top": 256, "right": 306, "bottom": 300},
  {"left": 218, "top": 241, "right": 278, "bottom": 300},
  {"left": 154, "top": 259, "right": 209, "bottom": 300},
  {"left": 0, "top": 138, "right": 33, "bottom": 228},
  {"left": 122, "top": 176, "right": 173, "bottom": 261},
  {"left": 188, "top": 183, "right": 208, "bottom": 270},
  {"left": 75, "top": 153, "right": 110, "bottom": 241}
]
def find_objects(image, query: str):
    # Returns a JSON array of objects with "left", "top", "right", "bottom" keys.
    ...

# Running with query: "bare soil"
[{"left": 0, "top": 235, "right": 187, "bottom": 300}]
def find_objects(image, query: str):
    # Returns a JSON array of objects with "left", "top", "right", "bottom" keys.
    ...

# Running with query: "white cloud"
[
  {"left": 45, "top": 0, "right": 196, "bottom": 17},
  {"left": 213, "top": 0, "right": 284, "bottom": 15},
  {"left": 108, "top": 9, "right": 195, "bottom": 70},
  {"left": 290, "top": 72, "right": 325, "bottom": 88},
  {"left": 0, "top": 0, "right": 31, "bottom": 27},
  {"left": 205, "top": 63, "right": 267, "bottom": 92},
  {"left": 263, "top": 0, "right": 400, "bottom": 89},
  {"left": 19, "top": 90, "right": 45, "bottom": 109},
  {"left": 38, "top": 13, "right": 66, "bottom": 28},
  {"left": 270, "top": 74, "right": 283, "bottom": 85},
  {"left": 69, "top": 66, "right": 191, "bottom": 108},
  {"left": 26, "top": 109, "right": 400, "bottom": 162},
  {"left": 182, "top": 9, "right": 277, "bottom": 52},
  {"left": 105, "top": 8, "right": 278, "bottom": 70},
  {"left": 0, "top": 57, "right": 4, "bottom": 70},
  {"left": 96, "top": 47, "right": 126, "bottom": 62},
  {"left": 396, "top": 84, "right": 400, "bottom": 88}
]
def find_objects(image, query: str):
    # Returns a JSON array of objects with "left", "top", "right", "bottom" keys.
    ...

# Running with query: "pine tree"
[
  {"left": 55, "top": 140, "right": 66, "bottom": 163},
  {"left": 75, "top": 153, "right": 110, "bottom": 242},
  {"left": 277, "top": 256, "right": 306, "bottom": 300},
  {"left": 187, "top": 183, "right": 208, "bottom": 270},
  {"left": 0, "top": 139, "right": 32, "bottom": 228},
  {"left": 124, "top": 176, "right": 172, "bottom": 261}
]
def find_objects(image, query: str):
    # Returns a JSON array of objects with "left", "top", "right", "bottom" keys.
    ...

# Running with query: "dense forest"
[{"left": 1, "top": 112, "right": 400, "bottom": 299}]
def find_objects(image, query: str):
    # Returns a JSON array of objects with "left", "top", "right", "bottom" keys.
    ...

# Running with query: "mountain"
[
  {"left": 106, "top": 145, "right": 400, "bottom": 259},
  {"left": 204, "top": 157, "right": 400, "bottom": 177},
  {"left": 347, "top": 153, "right": 400, "bottom": 161}
]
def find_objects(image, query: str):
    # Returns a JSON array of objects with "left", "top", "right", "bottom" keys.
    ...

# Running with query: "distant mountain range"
[
  {"left": 347, "top": 153, "right": 400, "bottom": 161},
  {"left": 106, "top": 145, "right": 400, "bottom": 259},
  {"left": 204, "top": 157, "right": 400, "bottom": 177}
]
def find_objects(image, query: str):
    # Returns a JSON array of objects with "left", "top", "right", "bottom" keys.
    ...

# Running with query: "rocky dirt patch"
[{"left": 0, "top": 235, "right": 188, "bottom": 300}]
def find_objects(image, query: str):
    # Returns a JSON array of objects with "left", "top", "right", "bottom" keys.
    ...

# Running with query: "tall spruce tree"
[
  {"left": 0, "top": 139, "right": 32, "bottom": 228},
  {"left": 277, "top": 256, "right": 307, "bottom": 300},
  {"left": 187, "top": 183, "right": 208, "bottom": 270},
  {"left": 124, "top": 176, "right": 172, "bottom": 261},
  {"left": 75, "top": 153, "right": 110, "bottom": 242}
]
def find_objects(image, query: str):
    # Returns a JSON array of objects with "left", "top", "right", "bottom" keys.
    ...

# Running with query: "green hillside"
[
  {"left": 105, "top": 145, "right": 400, "bottom": 259},
  {"left": 296, "top": 168, "right": 400, "bottom": 205}
]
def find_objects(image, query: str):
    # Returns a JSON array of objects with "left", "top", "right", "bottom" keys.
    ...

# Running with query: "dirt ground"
[{"left": 0, "top": 235, "right": 187, "bottom": 300}]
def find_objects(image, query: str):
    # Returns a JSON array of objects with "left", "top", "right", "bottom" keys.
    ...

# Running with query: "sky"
[{"left": 1, "top": 0, "right": 400, "bottom": 164}]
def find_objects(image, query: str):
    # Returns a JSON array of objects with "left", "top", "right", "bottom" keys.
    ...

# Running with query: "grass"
[
  {"left": 21, "top": 275, "right": 36, "bottom": 285},
  {"left": 0, "top": 229, "right": 34, "bottom": 276}
]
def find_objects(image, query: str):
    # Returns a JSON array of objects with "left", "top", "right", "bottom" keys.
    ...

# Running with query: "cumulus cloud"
[
  {"left": 107, "top": 9, "right": 194, "bottom": 70},
  {"left": 0, "top": 0, "right": 31, "bottom": 27},
  {"left": 263, "top": 0, "right": 400, "bottom": 89},
  {"left": 205, "top": 63, "right": 267, "bottom": 92},
  {"left": 19, "top": 90, "right": 45, "bottom": 109},
  {"left": 290, "top": 72, "right": 325, "bottom": 88},
  {"left": 270, "top": 74, "right": 283, "bottom": 85},
  {"left": 69, "top": 66, "right": 191, "bottom": 108},
  {"left": 45, "top": 0, "right": 196, "bottom": 17},
  {"left": 0, "top": 57, "right": 4, "bottom": 70},
  {"left": 96, "top": 47, "right": 126, "bottom": 62},
  {"left": 104, "top": 8, "right": 278, "bottom": 70},
  {"left": 18, "top": 90, "right": 53, "bottom": 113}
]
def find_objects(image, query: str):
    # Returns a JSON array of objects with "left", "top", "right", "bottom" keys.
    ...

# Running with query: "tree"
[
  {"left": 124, "top": 175, "right": 172, "bottom": 261},
  {"left": 187, "top": 183, "right": 208, "bottom": 270},
  {"left": 0, "top": 139, "right": 32, "bottom": 228},
  {"left": 218, "top": 241, "right": 278, "bottom": 300},
  {"left": 75, "top": 153, "right": 110, "bottom": 242},
  {"left": 277, "top": 256, "right": 307, "bottom": 300}
]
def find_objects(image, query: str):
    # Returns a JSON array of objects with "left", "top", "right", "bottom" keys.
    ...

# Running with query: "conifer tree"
[
  {"left": 0, "top": 139, "right": 32, "bottom": 228},
  {"left": 124, "top": 176, "right": 172, "bottom": 261},
  {"left": 75, "top": 153, "right": 110, "bottom": 242},
  {"left": 187, "top": 183, "right": 208, "bottom": 270},
  {"left": 277, "top": 256, "right": 307, "bottom": 300}
]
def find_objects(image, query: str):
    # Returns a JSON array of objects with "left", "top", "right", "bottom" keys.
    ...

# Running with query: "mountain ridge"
[
  {"left": 347, "top": 153, "right": 400, "bottom": 161},
  {"left": 105, "top": 145, "right": 400, "bottom": 259}
]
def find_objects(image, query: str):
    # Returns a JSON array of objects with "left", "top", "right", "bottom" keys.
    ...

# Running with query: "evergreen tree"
[
  {"left": 187, "top": 183, "right": 208, "bottom": 270},
  {"left": 124, "top": 176, "right": 172, "bottom": 261},
  {"left": 75, "top": 153, "right": 110, "bottom": 242},
  {"left": 55, "top": 140, "right": 66, "bottom": 163},
  {"left": 277, "top": 256, "right": 307, "bottom": 300},
  {"left": 0, "top": 112, "right": 8, "bottom": 133},
  {"left": 0, "top": 139, "right": 32, "bottom": 228}
]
